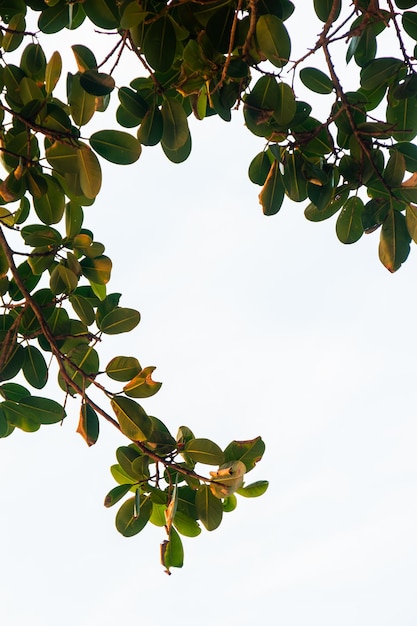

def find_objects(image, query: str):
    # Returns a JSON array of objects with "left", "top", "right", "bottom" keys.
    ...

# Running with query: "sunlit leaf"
[
  {"left": 184, "top": 438, "right": 224, "bottom": 465},
  {"left": 105, "top": 356, "right": 141, "bottom": 382},
  {"left": 123, "top": 366, "right": 162, "bottom": 399},
  {"left": 195, "top": 485, "right": 223, "bottom": 531},
  {"left": 256, "top": 14, "right": 291, "bottom": 68},
  {"left": 236, "top": 480, "right": 269, "bottom": 498},
  {"left": 223, "top": 436, "right": 265, "bottom": 472},
  {"left": 111, "top": 396, "right": 152, "bottom": 441}
]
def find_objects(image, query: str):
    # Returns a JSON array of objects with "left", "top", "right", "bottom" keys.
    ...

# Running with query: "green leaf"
[
  {"left": 146, "top": 416, "right": 176, "bottom": 453},
  {"left": 21, "top": 224, "right": 62, "bottom": 247},
  {"left": 161, "top": 98, "right": 189, "bottom": 151},
  {"left": 256, "top": 14, "right": 291, "bottom": 68},
  {"left": 71, "top": 44, "right": 97, "bottom": 72},
  {"left": 105, "top": 356, "right": 141, "bottom": 382},
  {"left": 161, "top": 132, "right": 192, "bottom": 164},
  {"left": 173, "top": 511, "right": 201, "bottom": 537},
  {"left": 0, "top": 383, "right": 30, "bottom": 402},
  {"left": 50, "top": 263, "right": 78, "bottom": 295},
  {"left": 195, "top": 485, "right": 223, "bottom": 531},
  {"left": 143, "top": 16, "right": 176, "bottom": 72},
  {"left": 21, "top": 43, "right": 46, "bottom": 81},
  {"left": 183, "top": 438, "right": 224, "bottom": 465},
  {"left": 162, "top": 527, "right": 184, "bottom": 573},
  {"left": 237, "top": 480, "right": 269, "bottom": 498},
  {"left": 300, "top": 67, "right": 334, "bottom": 94},
  {"left": 68, "top": 72, "right": 96, "bottom": 126},
  {"left": 379, "top": 209, "right": 411, "bottom": 272},
  {"left": 206, "top": 5, "right": 234, "bottom": 53},
  {"left": 79, "top": 70, "right": 115, "bottom": 96},
  {"left": 137, "top": 106, "right": 163, "bottom": 146},
  {"left": 0, "top": 405, "right": 14, "bottom": 438},
  {"left": 402, "top": 11, "right": 417, "bottom": 40},
  {"left": 98, "top": 307, "right": 140, "bottom": 334},
  {"left": 81, "top": 0, "right": 118, "bottom": 29},
  {"left": 1, "top": 400, "right": 40, "bottom": 432},
  {"left": 223, "top": 436, "right": 265, "bottom": 472},
  {"left": 118, "top": 87, "right": 148, "bottom": 122},
  {"left": 283, "top": 151, "right": 308, "bottom": 201},
  {"left": 104, "top": 483, "right": 133, "bottom": 508},
  {"left": 3, "top": 13, "right": 25, "bottom": 52},
  {"left": 78, "top": 143, "right": 102, "bottom": 199},
  {"left": 384, "top": 151, "right": 406, "bottom": 187},
  {"left": 406, "top": 203, "right": 417, "bottom": 242},
  {"left": 80, "top": 255, "right": 112, "bottom": 285},
  {"left": 22, "top": 345, "right": 48, "bottom": 389},
  {"left": 19, "top": 396, "right": 65, "bottom": 424},
  {"left": 223, "top": 494, "right": 237, "bottom": 512},
  {"left": 69, "top": 294, "right": 95, "bottom": 326},
  {"left": 313, "top": 0, "right": 341, "bottom": 22},
  {"left": 123, "top": 366, "right": 162, "bottom": 399},
  {"left": 33, "top": 175, "right": 65, "bottom": 225},
  {"left": 115, "top": 496, "right": 152, "bottom": 537},
  {"left": 111, "top": 396, "right": 152, "bottom": 441},
  {"left": 249, "top": 152, "right": 272, "bottom": 186},
  {"left": 360, "top": 58, "right": 406, "bottom": 91},
  {"left": 336, "top": 197, "right": 364, "bottom": 244},
  {"left": 110, "top": 463, "right": 136, "bottom": 486},
  {"left": 258, "top": 160, "right": 285, "bottom": 216},
  {"left": 305, "top": 187, "right": 350, "bottom": 222},
  {"left": 387, "top": 96, "right": 417, "bottom": 141},
  {"left": 76, "top": 403, "right": 99, "bottom": 446},
  {"left": 90, "top": 130, "right": 141, "bottom": 165},
  {"left": 392, "top": 142, "right": 417, "bottom": 172},
  {"left": 59, "top": 344, "right": 99, "bottom": 391}
]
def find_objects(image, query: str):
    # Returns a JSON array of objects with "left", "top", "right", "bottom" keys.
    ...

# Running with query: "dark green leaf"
[
  {"left": 336, "top": 197, "right": 364, "bottom": 244},
  {"left": 115, "top": 496, "right": 152, "bottom": 537},
  {"left": 76, "top": 403, "right": 99, "bottom": 446},
  {"left": 22, "top": 345, "right": 48, "bottom": 389},
  {"left": 19, "top": 396, "right": 65, "bottom": 424},
  {"left": 402, "top": 11, "right": 417, "bottom": 40},
  {"left": 300, "top": 67, "right": 334, "bottom": 94},
  {"left": 104, "top": 483, "right": 133, "bottom": 508},
  {"left": 79, "top": 70, "right": 115, "bottom": 96},
  {"left": 143, "top": 16, "right": 176, "bottom": 72},
  {"left": 90, "top": 130, "right": 141, "bottom": 165}
]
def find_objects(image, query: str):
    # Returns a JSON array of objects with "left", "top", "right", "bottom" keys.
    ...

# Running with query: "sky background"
[{"left": 1, "top": 3, "right": 417, "bottom": 625}]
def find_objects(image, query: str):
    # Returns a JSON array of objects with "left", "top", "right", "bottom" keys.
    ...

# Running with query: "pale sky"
[{"left": 1, "top": 4, "right": 417, "bottom": 626}]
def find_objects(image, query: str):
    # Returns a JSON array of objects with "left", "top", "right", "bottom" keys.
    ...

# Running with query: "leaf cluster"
[{"left": 1, "top": 0, "right": 417, "bottom": 572}]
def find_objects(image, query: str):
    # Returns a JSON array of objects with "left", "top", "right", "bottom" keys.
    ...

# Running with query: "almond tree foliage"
[{"left": 0, "top": 0, "right": 417, "bottom": 572}]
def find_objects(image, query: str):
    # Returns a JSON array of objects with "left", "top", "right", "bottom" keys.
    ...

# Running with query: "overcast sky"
[{"left": 1, "top": 4, "right": 417, "bottom": 626}]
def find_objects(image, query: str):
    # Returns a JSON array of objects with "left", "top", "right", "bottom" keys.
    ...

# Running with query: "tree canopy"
[{"left": 0, "top": 0, "right": 416, "bottom": 572}]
